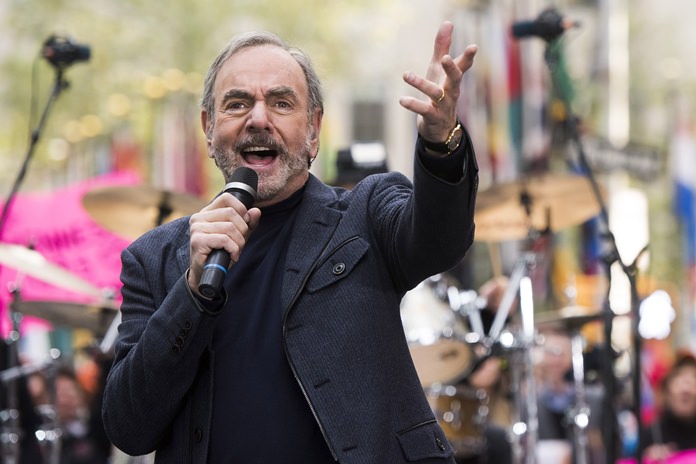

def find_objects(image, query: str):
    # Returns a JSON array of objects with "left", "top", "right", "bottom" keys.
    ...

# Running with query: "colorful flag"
[{"left": 670, "top": 107, "right": 696, "bottom": 349}]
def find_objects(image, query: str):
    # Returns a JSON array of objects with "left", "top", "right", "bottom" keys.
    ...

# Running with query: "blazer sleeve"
[
  {"left": 101, "top": 239, "right": 217, "bottom": 455},
  {"left": 367, "top": 130, "right": 478, "bottom": 292}
]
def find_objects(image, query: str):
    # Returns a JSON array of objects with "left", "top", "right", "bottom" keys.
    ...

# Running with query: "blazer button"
[
  {"left": 436, "top": 437, "right": 446, "bottom": 451},
  {"left": 194, "top": 428, "right": 203, "bottom": 442},
  {"left": 332, "top": 262, "right": 346, "bottom": 275}
]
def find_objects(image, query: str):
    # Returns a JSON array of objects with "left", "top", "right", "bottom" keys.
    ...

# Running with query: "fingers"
[
  {"left": 426, "top": 22, "right": 454, "bottom": 82},
  {"left": 400, "top": 23, "right": 477, "bottom": 105},
  {"left": 188, "top": 194, "right": 260, "bottom": 287},
  {"left": 427, "top": 22, "right": 477, "bottom": 89},
  {"left": 399, "top": 22, "right": 477, "bottom": 141},
  {"left": 452, "top": 44, "right": 478, "bottom": 75},
  {"left": 399, "top": 71, "right": 449, "bottom": 112}
]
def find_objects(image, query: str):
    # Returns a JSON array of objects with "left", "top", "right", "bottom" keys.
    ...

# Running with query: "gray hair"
[{"left": 200, "top": 31, "right": 324, "bottom": 133}]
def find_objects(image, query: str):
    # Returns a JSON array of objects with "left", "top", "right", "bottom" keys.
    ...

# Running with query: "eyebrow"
[
  {"left": 267, "top": 86, "right": 299, "bottom": 101},
  {"left": 220, "top": 89, "right": 252, "bottom": 106},
  {"left": 220, "top": 86, "right": 299, "bottom": 105}
]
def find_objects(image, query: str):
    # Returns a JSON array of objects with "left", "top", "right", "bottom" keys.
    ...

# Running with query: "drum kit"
[
  {"left": 0, "top": 172, "right": 624, "bottom": 464},
  {"left": 401, "top": 172, "right": 611, "bottom": 463},
  {"left": 0, "top": 186, "right": 205, "bottom": 463}
]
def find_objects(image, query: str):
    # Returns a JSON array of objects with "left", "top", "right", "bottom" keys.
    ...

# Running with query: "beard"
[{"left": 210, "top": 131, "right": 312, "bottom": 202}]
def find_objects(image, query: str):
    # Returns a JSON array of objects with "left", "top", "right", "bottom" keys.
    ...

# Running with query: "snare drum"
[
  {"left": 401, "top": 277, "right": 472, "bottom": 387},
  {"left": 425, "top": 384, "right": 489, "bottom": 459}
]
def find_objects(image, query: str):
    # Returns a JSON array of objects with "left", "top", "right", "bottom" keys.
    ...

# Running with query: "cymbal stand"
[
  {"left": 1, "top": 283, "right": 63, "bottom": 464},
  {"left": 567, "top": 330, "right": 590, "bottom": 464},
  {"left": 1, "top": 285, "right": 25, "bottom": 464},
  {"left": 33, "top": 358, "right": 62, "bottom": 464},
  {"left": 1, "top": 349, "right": 62, "bottom": 464},
  {"left": 483, "top": 244, "right": 539, "bottom": 464}
]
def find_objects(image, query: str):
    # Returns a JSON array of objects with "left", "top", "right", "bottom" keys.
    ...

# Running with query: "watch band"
[{"left": 422, "top": 121, "right": 464, "bottom": 155}]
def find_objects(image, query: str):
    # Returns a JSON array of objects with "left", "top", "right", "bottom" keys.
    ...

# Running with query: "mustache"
[{"left": 233, "top": 133, "right": 287, "bottom": 156}]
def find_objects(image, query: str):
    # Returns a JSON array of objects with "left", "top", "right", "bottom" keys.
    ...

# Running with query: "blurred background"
[{"left": 0, "top": 0, "right": 694, "bottom": 459}]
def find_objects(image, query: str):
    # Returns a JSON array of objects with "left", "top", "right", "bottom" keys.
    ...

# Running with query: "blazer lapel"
[
  {"left": 169, "top": 178, "right": 340, "bottom": 313},
  {"left": 281, "top": 176, "right": 341, "bottom": 314}
]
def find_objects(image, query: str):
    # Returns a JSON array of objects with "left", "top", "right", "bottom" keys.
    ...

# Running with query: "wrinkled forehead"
[{"left": 216, "top": 44, "right": 308, "bottom": 97}]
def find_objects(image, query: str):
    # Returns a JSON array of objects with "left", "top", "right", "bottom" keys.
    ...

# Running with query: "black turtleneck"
[{"left": 208, "top": 186, "right": 334, "bottom": 464}]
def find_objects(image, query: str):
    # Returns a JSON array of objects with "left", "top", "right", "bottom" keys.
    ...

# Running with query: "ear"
[
  {"left": 200, "top": 111, "right": 214, "bottom": 157},
  {"left": 308, "top": 108, "right": 323, "bottom": 157}
]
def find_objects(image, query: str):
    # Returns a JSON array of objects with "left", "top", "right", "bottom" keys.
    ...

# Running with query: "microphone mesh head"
[{"left": 231, "top": 167, "right": 258, "bottom": 191}]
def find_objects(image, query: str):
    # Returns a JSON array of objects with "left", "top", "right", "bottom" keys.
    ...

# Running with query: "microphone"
[
  {"left": 511, "top": 8, "right": 580, "bottom": 42},
  {"left": 41, "top": 35, "right": 91, "bottom": 68},
  {"left": 197, "top": 167, "right": 258, "bottom": 300}
]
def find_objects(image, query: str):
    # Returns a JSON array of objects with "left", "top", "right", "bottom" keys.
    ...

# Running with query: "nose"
[{"left": 246, "top": 100, "right": 271, "bottom": 132}]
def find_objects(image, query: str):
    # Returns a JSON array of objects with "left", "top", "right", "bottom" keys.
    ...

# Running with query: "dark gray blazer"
[{"left": 102, "top": 146, "right": 478, "bottom": 463}]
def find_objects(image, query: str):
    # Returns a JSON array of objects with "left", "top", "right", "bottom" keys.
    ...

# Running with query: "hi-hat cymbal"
[
  {"left": 0, "top": 243, "right": 103, "bottom": 298},
  {"left": 536, "top": 305, "right": 604, "bottom": 331},
  {"left": 82, "top": 185, "right": 207, "bottom": 241},
  {"left": 474, "top": 173, "right": 603, "bottom": 242},
  {"left": 15, "top": 299, "right": 119, "bottom": 333}
]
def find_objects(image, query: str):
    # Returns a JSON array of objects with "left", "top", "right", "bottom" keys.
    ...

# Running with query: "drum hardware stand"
[
  {"left": 1, "top": 350, "right": 63, "bottom": 464},
  {"left": 507, "top": 256, "right": 539, "bottom": 464},
  {"left": 474, "top": 226, "right": 545, "bottom": 464},
  {"left": 1, "top": 283, "right": 26, "bottom": 464},
  {"left": 474, "top": 176, "right": 561, "bottom": 464},
  {"left": 1, "top": 283, "right": 63, "bottom": 464},
  {"left": 99, "top": 309, "right": 122, "bottom": 357},
  {"left": 31, "top": 355, "right": 62, "bottom": 464},
  {"left": 447, "top": 288, "right": 487, "bottom": 344},
  {"left": 567, "top": 329, "right": 590, "bottom": 464},
  {"left": 448, "top": 222, "right": 546, "bottom": 463}
]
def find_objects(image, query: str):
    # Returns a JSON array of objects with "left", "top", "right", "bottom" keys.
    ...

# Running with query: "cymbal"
[
  {"left": 82, "top": 185, "right": 207, "bottom": 240},
  {"left": 15, "top": 299, "right": 119, "bottom": 333},
  {"left": 474, "top": 173, "right": 603, "bottom": 242},
  {"left": 0, "top": 243, "right": 103, "bottom": 298},
  {"left": 536, "top": 306, "right": 604, "bottom": 331}
]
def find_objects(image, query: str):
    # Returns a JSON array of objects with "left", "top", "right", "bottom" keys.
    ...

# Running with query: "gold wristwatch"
[{"left": 423, "top": 121, "right": 464, "bottom": 155}]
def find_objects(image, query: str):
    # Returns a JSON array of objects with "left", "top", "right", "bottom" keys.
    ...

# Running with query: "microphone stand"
[
  {"left": 0, "top": 66, "right": 70, "bottom": 240},
  {"left": 542, "top": 39, "right": 644, "bottom": 463}
]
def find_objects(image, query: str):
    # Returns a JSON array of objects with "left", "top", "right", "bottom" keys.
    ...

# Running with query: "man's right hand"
[{"left": 187, "top": 193, "right": 261, "bottom": 296}]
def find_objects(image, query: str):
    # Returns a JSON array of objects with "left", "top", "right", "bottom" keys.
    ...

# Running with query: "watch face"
[{"left": 447, "top": 126, "right": 463, "bottom": 151}]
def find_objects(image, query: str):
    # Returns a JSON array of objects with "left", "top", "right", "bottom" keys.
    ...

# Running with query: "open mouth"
[{"left": 241, "top": 145, "right": 278, "bottom": 167}]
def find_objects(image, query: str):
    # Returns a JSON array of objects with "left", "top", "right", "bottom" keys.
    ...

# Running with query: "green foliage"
[{"left": 0, "top": 0, "right": 383, "bottom": 188}]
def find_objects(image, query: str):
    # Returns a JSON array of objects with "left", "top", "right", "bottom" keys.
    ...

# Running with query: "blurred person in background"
[
  {"left": 641, "top": 351, "right": 696, "bottom": 462},
  {"left": 534, "top": 328, "right": 608, "bottom": 464},
  {"left": 30, "top": 366, "right": 111, "bottom": 464}
]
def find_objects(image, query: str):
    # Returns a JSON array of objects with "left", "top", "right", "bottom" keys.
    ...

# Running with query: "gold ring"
[{"left": 435, "top": 87, "right": 445, "bottom": 103}]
